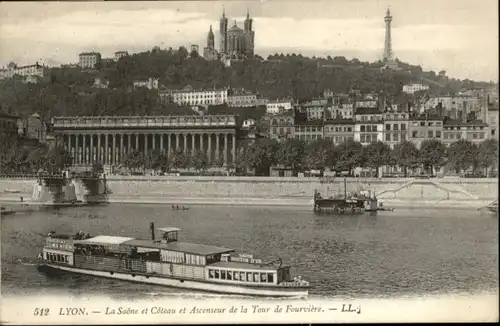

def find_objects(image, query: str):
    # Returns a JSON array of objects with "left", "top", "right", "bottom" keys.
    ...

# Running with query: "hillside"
[{"left": 0, "top": 46, "right": 494, "bottom": 119}]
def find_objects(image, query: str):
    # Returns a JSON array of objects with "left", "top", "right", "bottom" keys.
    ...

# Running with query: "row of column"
[{"left": 61, "top": 132, "right": 237, "bottom": 167}]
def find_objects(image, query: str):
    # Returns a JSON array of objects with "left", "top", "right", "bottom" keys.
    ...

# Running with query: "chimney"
[{"left": 150, "top": 222, "right": 155, "bottom": 240}]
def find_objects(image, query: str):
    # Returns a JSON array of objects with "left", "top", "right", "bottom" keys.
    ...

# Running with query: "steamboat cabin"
[{"left": 38, "top": 224, "right": 309, "bottom": 297}]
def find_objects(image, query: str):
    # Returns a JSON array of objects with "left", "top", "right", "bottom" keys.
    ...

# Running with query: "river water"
[{"left": 1, "top": 204, "right": 498, "bottom": 300}]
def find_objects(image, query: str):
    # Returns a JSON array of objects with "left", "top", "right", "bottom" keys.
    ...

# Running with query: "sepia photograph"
[{"left": 0, "top": 0, "right": 498, "bottom": 324}]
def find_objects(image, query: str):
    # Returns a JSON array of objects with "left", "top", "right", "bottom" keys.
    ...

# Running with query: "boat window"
[
  {"left": 246, "top": 272, "right": 252, "bottom": 282},
  {"left": 215, "top": 270, "right": 220, "bottom": 279},
  {"left": 227, "top": 271, "right": 233, "bottom": 280},
  {"left": 240, "top": 272, "right": 245, "bottom": 281},
  {"left": 253, "top": 273, "right": 259, "bottom": 282},
  {"left": 221, "top": 270, "right": 226, "bottom": 280},
  {"left": 268, "top": 273, "right": 274, "bottom": 283},
  {"left": 209, "top": 270, "right": 214, "bottom": 279},
  {"left": 260, "top": 273, "right": 267, "bottom": 282},
  {"left": 234, "top": 271, "right": 239, "bottom": 280}
]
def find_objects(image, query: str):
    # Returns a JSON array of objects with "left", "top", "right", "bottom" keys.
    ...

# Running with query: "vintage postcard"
[{"left": 0, "top": 0, "right": 498, "bottom": 324}]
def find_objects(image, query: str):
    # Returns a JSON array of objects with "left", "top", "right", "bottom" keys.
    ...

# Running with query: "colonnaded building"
[{"left": 51, "top": 115, "right": 238, "bottom": 168}]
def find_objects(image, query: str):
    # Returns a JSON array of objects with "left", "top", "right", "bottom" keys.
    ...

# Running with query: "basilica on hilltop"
[{"left": 203, "top": 8, "right": 255, "bottom": 61}]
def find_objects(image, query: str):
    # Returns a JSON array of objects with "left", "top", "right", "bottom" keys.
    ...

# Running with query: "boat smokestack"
[{"left": 150, "top": 222, "right": 155, "bottom": 240}]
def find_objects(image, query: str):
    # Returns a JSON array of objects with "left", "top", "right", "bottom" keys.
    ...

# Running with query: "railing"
[{"left": 51, "top": 115, "right": 237, "bottom": 129}]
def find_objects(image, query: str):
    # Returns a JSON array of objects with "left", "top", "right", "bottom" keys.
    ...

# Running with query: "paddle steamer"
[{"left": 37, "top": 223, "right": 309, "bottom": 297}]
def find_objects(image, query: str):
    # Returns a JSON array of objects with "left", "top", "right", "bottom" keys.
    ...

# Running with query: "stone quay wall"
[{"left": 0, "top": 176, "right": 497, "bottom": 207}]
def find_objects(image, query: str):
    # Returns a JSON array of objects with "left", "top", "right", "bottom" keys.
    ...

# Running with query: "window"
[
  {"left": 473, "top": 133, "right": 478, "bottom": 139},
  {"left": 360, "top": 134, "right": 366, "bottom": 143},
  {"left": 412, "top": 131, "right": 418, "bottom": 138},
  {"left": 428, "top": 131, "right": 433, "bottom": 138},
  {"left": 227, "top": 271, "right": 233, "bottom": 280},
  {"left": 240, "top": 272, "right": 245, "bottom": 281},
  {"left": 360, "top": 125, "right": 365, "bottom": 132},
  {"left": 386, "top": 124, "right": 391, "bottom": 131},
  {"left": 221, "top": 270, "right": 226, "bottom": 280},
  {"left": 260, "top": 273, "right": 267, "bottom": 282},
  {"left": 393, "top": 133, "right": 399, "bottom": 142},
  {"left": 254, "top": 273, "right": 259, "bottom": 282},
  {"left": 234, "top": 271, "right": 239, "bottom": 280},
  {"left": 479, "top": 133, "right": 484, "bottom": 139},
  {"left": 393, "top": 124, "right": 399, "bottom": 131},
  {"left": 215, "top": 270, "right": 220, "bottom": 279},
  {"left": 246, "top": 272, "right": 252, "bottom": 282},
  {"left": 401, "top": 124, "right": 406, "bottom": 131},
  {"left": 420, "top": 122, "right": 425, "bottom": 126},
  {"left": 268, "top": 273, "right": 274, "bottom": 283},
  {"left": 436, "top": 131, "right": 441, "bottom": 138},
  {"left": 385, "top": 134, "right": 391, "bottom": 141}
]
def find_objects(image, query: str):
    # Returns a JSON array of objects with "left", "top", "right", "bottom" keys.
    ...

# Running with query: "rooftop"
[
  {"left": 122, "top": 239, "right": 235, "bottom": 256},
  {"left": 324, "top": 119, "right": 355, "bottom": 125},
  {"left": 443, "top": 119, "right": 488, "bottom": 127},
  {"left": 75, "top": 235, "right": 135, "bottom": 246},
  {"left": 355, "top": 107, "right": 382, "bottom": 115}
]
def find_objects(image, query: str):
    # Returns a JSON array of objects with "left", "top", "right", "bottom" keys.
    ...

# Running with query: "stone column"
[
  {"left": 152, "top": 134, "right": 156, "bottom": 152},
  {"left": 75, "top": 134, "right": 80, "bottom": 165},
  {"left": 224, "top": 133, "right": 228, "bottom": 166},
  {"left": 97, "top": 134, "right": 101, "bottom": 165},
  {"left": 207, "top": 133, "right": 212, "bottom": 163},
  {"left": 168, "top": 134, "right": 172, "bottom": 156},
  {"left": 144, "top": 133, "right": 148, "bottom": 156},
  {"left": 135, "top": 133, "right": 139, "bottom": 151},
  {"left": 120, "top": 134, "right": 124, "bottom": 163},
  {"left": 232, "top": 133, "right": 236, "bottom": 164},
  {"left": 160, "top": 134, "right": 164, "bottom": 154},
  {"left": 200, "top": 133, "right": 205, "bottom": 153},
  {"left": 215, "top": 133, "right": 220, "bottom": 162},
  {"left": 90, "top": 134, "right": 94, "bottom": 164},
  {"left": 105, "top": 134, "right": 109, "bottom": 166},
  {"left": 112, "top": 134, "right": 116, "bottom": 166},
  {"left": 175, "top": 133, "right": 180, "bottom": 150},
  {"left": 183, "top": 133, "right": 188, "bottom": 153},
  {"left": 82, "top": 134, "right": 87, "bottom": 165}
]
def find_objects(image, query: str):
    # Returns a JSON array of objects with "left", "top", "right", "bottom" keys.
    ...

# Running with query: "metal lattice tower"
[{"left": 383, "top": 8, "right": 393, "bottom": 62}]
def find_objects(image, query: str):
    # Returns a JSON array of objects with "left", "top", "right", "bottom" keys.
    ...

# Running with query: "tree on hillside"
[
  {"left": 244, "top": 138, "right": 278, "bottom": 176},
  {"left": 362, "top": 141, "right": 392, "bottom": 178},
  {"left": 275, "top": 138, "right": 306, "bottom": 173},
  {"left": 392, "top": 140, "right": 420, "bottom": 177},
  {"left": 446, "top": 139, "right": 478, "bottom": 174},
  {"left": 477, "top": 139, "right": 499, "bottom": 176},
  {"left": 419, "top": 139, "right": 446, "bottom": 175}
]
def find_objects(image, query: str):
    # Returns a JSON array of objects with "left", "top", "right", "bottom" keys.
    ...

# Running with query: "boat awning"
[
  {"left": 157, "top": 227, "right": 182, "bottom": 233},
  {"left": 74, "top": 236, "right": 135, "bottom": 246}
]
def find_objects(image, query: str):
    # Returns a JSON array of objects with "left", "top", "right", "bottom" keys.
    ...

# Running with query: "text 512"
[{"left": 34, "top": 308, "right": 50, "bottom": 316}]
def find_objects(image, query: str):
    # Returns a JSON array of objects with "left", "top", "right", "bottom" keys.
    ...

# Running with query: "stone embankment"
[{"left": 0, "top": 176, "right": 497, "bottom": 209}]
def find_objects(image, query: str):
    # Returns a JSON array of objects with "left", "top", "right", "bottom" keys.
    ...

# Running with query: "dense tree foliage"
[
  {"left": 0, "top": 48, "right": 494, "bottom": 119},
  {"left": 0, "top": 144, "right": 72, "bottom": 174}
]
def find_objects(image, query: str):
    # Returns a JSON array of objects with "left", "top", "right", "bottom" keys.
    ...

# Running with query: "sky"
[{"left": 0, "top": 0, "right": 498, "bottom": 82}]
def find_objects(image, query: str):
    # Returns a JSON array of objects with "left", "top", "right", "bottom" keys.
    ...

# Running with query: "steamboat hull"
[{"left": 38, "top": 263, "right": 309, "bottom": 297}]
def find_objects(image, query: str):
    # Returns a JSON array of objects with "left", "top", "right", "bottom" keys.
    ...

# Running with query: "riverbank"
[{"left": 0, "top": 176, "right": 497, "bottom": 210}]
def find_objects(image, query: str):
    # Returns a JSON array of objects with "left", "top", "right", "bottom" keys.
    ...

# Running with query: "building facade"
[
  {"left": 227, "top": 92, "right": 257, "bottom": 107},
  {"left": 407, "top": 116, "right": 443, "bottom": 149},
  {"left": 402, "top": 83, "right": 430, "bottom": 94},
  {"left": 114, "top": 51, "right": 129, "bottom": 62},
  {"left": 323, "top": 119, "right": 354, "bottom": 144},
  {"left": 487, "top": 107, "right": 499, "bottom": 139},
  {"left": 425, "top": 95, "right": 483, "bottom": 121},
  {"left": 51, "top": 115, "right": 238, "bottom": 167},
  {"left": 267, "top": 114, "right": 295, "bottom": 141},
  {"left": 163, "top": 86, "right": 229, "bottom": 106},
  {"left": 0, "top": 62, "right": 45, "bottom": 79},
  {"left": 442, "top": 120, "right": 489, "bottom": 146},
  {"left": 266, "top": 100, "right": 293, "bottom": 114},
  {"left": 294, "top": 120, "right": 323, "bottom": 142},
  {"left": 219, "top": 9, "right": 255, "bottom": 58},
  {"left": 79, "top": 52, "right": 102, "bottom": 69},
  {"left": 382, "top": 111, "right": 410, "bottom": 148},
  {"left": 354, "top": 108, "right": 383, "bottom": 145},
  {"left": 133, "top": 78, "right": 159, "bottom": 90}
]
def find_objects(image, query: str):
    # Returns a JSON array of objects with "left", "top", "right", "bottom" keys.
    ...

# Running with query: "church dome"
[{"left": 228, "top": 24, "right": 243, "bottom": 33}]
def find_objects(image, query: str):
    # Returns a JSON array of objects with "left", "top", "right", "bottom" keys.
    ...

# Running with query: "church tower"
[
  {"left": 219, "top": 8, "right": 228, "bottom": 55},
  {"left": 207, "top": 25, "right": 215, "bottom": 49},
  {"left": 243, "top": 8, "right": 255, "bottom": 56}
]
